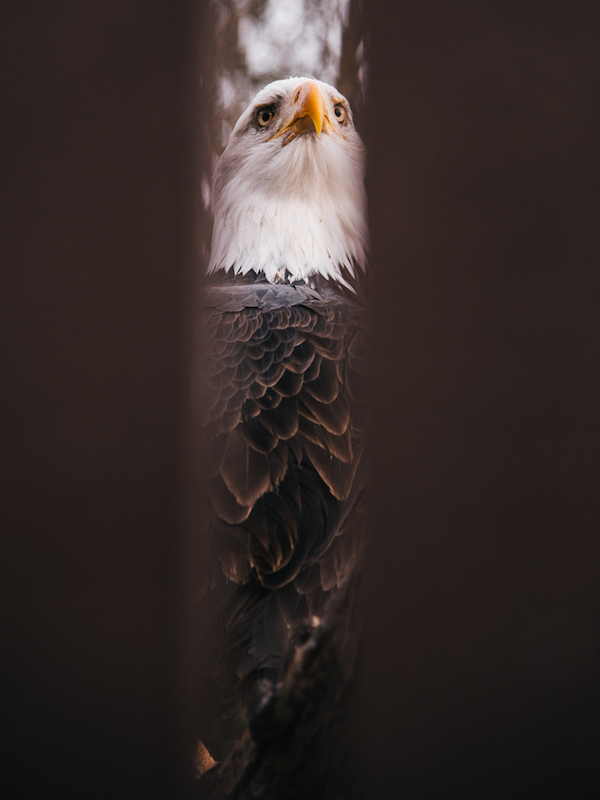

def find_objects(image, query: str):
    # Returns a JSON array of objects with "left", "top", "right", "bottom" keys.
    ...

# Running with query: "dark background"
[
  {"left": 1, "top": 3, "right": 208, "bottom": 797},
  {"left": 362, "top": 2, "right": 600, "bottom": 797},
  {"left": 2, "top": 1, "right": 599, "bottom": 797}
]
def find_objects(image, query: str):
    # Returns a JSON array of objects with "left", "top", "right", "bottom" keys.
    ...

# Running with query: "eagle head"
[{"left": 208, "top": 77, "right": 367, "bottom": 286}]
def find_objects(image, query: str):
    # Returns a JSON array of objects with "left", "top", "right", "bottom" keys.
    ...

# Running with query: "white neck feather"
[{"left": 208, "top": 107, "right": 367, "bottom": 286}]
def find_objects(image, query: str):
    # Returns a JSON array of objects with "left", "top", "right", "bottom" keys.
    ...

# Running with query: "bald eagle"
[{"left": 203, "top": 78, "right": 368, "bottom": 719}]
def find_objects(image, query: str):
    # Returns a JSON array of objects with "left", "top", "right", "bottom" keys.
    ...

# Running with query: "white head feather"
[{"left": 208, "top": 77, "right": 367, "bottom": 286}]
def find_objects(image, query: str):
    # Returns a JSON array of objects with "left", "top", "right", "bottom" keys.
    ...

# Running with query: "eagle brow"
[{"left": 257, "top": 102, "right": 276, "bottom": 112}]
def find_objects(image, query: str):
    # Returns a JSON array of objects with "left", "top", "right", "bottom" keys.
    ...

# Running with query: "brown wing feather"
[{"left": 203, "top": 280, "right": 366, "bottom": 695}]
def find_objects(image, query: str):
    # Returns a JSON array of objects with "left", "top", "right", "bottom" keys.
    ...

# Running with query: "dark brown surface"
[
  {"left": 3, "top": 2, "right": 600, "bottom": 798},
  {"left": 1, "top": 2, "right": 208, "bottom": 797},
  {"left": 362, "top": 2, "right": 600, "bottom": 797}
]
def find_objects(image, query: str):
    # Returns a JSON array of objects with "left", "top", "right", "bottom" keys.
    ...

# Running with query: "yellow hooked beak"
[{"left": 270, "top": 81, "right": 329, "bottom": 143}]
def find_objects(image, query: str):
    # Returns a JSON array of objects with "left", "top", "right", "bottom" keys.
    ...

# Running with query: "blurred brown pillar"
[
  {"left": 362, "top": 2, "right": 600, "bottom": 797},
  {"left": 1, "top": 3, "right": 210, "bottom": 797}
]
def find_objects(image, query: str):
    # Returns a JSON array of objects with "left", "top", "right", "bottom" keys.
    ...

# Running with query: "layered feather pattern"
[{"left": 203, "top": 281, "right": 367, "bottom": 687}]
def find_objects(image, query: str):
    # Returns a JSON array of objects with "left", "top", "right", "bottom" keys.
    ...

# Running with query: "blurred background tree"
[{"left": 211, "top": 0, "right": 365, "bottom": 148}]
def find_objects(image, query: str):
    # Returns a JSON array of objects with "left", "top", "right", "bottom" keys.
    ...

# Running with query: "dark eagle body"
[
  {"left": 204, "top": 277, "right": 366, "bottom": 696},
  {"left": 202, "top": 78, "right": 368, "bottom": 726}
]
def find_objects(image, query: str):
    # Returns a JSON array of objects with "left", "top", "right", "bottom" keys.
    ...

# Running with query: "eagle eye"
[
  {"left": 257, "top": 106, "right": 275, "bottom": 127},
  {"left": 334, "top": 104, "right": 346, "bottom": 123}
]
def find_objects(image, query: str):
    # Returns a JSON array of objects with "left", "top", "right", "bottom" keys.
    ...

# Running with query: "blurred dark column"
[
  {"left": 1, "top": 2, "right": 210, "bottom": 797},
  {"left": 362, "top": 2, "right": 600, "bottom": 797}
]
